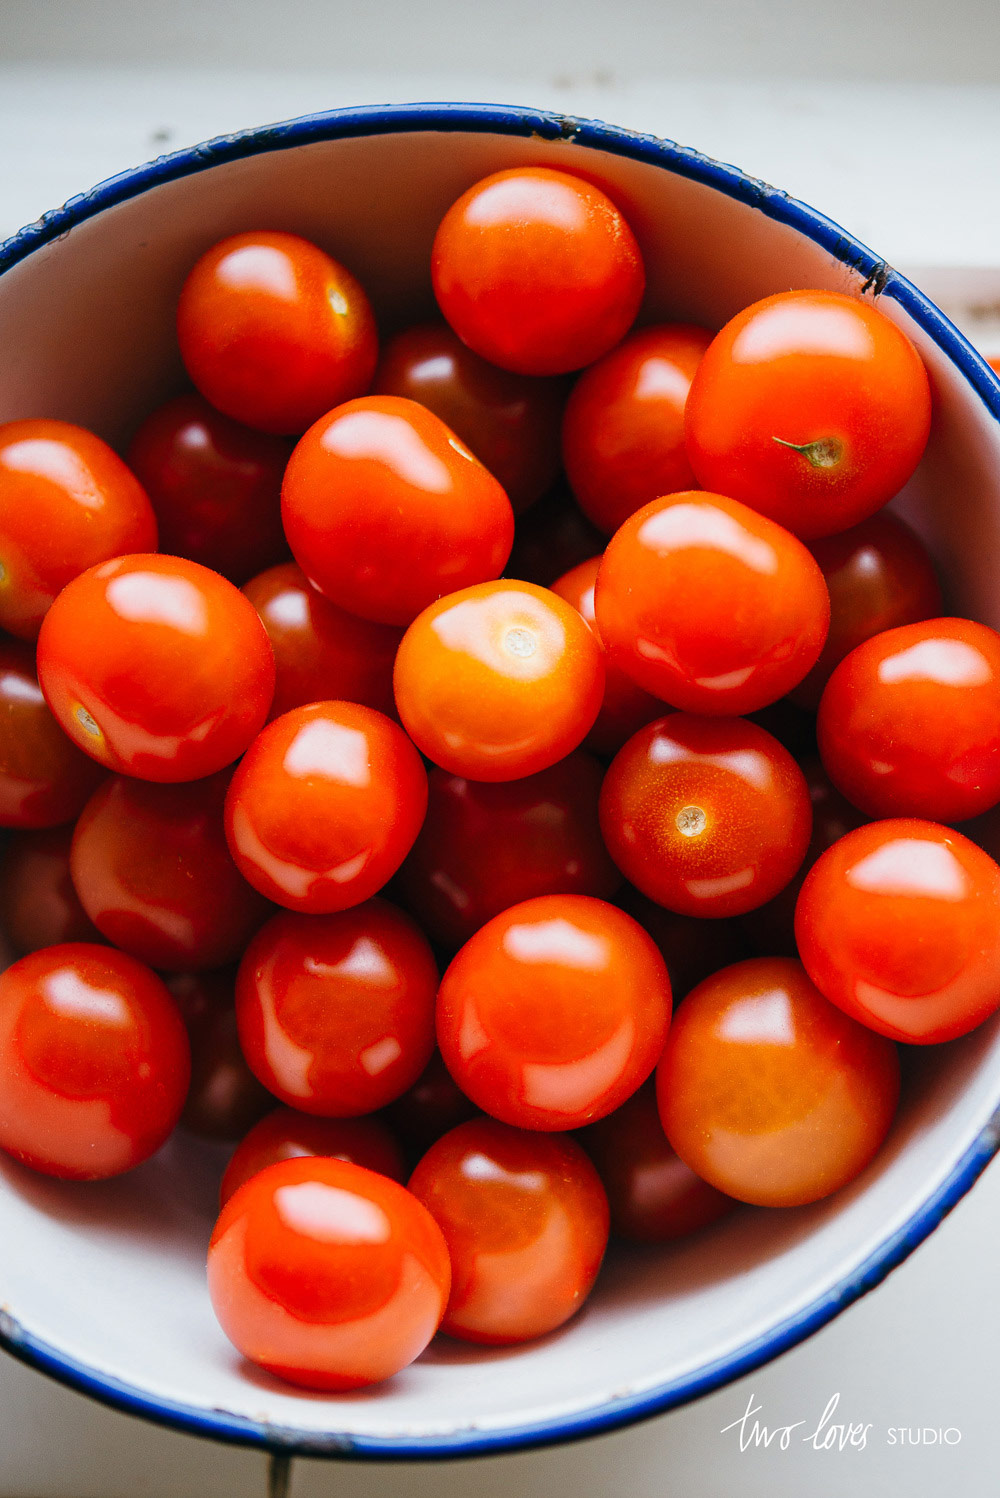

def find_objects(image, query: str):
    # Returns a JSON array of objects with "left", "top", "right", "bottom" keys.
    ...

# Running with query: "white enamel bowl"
[{"left": 2, "top": 102, "right": 1000, "bottom": 1460}]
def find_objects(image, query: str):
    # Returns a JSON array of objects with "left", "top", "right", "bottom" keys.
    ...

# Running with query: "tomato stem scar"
[{"left": 772, "top": 435, "right": 844, "bottom": 469}]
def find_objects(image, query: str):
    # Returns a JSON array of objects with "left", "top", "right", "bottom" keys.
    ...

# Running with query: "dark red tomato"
[
  {"left": 432, "top": 167, "right": 645, "bottom": 376},
  {"left": 220, "top": 1107, "right": 406, "bottom": 1206},
  {"left": 36, "top": 554, "right": 275, "bottom": 783},
  {"left": 594, "top": 491, "right": 830, "bottom": 716},
  {"left": 600, "top": 715, "right": 812, "bottom": 919},
  {"left": 818, "top": 617, "right": 1000, "bottom": 822},
  {"left": 685, "top": 290, "right": 932, "bottom": 539},
  {"left": 791, "top": 512, "right": 942, "bottom": 707},
  {"left": 409, "top": 1118, "right": 608, "bottom": 1344},
  {"left": 242, "top": 562, "right": 401, "bottom": 722},
  {"left": 795, "top": 819, "right": 1000, "bottom": 1043},
  {"left": 505, "top": 482, "right": 606, "bottom": 587},
  {"left": 0, "top": 419, "right": 157, "bottom": 641},
  {"left": 168, "top": 971, "right": 271, "bottom": 1142},
  {"left": 177, "top": 231, "right": 377, "bottom": 435},
  {"left": 0, "top": 637, "right": 105, "bottom": 827},
  {"left": 395, "top": 753, "right": 621, "bottom": 949},
  {"left": 616, "top": 885, "right": 749, "bottom": 998},
  {"left": 372, "top": 322, "right": 564, "bottom": 511},
  {"left": 207, "top": 1156, "right": 450, "bottom": 1390},
  {"left": 383, "top": 1051, "right": 479, "bottom": 1161},
  {"left": 437, "top": 894, "right": 671, "bottom": 1131},
  {"left": 580, "top": 1082, "right": 734, "bottom": 1242},
  {"left": 236, "top": 900, "right": 438, "bottom": 1115},
  {"left": 657, "top": 957, "right": 900, "bottom": 1207},
  {"left": 562, "top": 324, "right": 713, "bottom": 534},
  {"left": 0, "top": 942, "right": 190, "bottom": 1179},
  {"left": 281, "top": 395, "right": 514, "bottom": 626},
  {"left": 126, "top": 394, "right": 290, "bottom": 583},
  {"left": 0, "top": 826, "right": 101, "bottom": 955},
  {"left": 224, "top": 701, "right": 427, "bottom": 913}
]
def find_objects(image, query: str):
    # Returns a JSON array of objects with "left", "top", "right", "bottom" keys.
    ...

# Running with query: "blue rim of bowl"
[{"left": 3, "top": 99, "right": 1000, "bottom": 1460}]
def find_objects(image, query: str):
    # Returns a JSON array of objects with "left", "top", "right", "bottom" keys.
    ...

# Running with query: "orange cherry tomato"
[
  {"left": 220, "top": 1107, "right": 406, "bottom": 1206},
  {"left": 383, "top": 1050, "right": 479, "bottom": 1162},
  {"left": 505, "top": 481, "right": 606, "bottom": 587},
  {"left": 168, "top": 971, "right": 271, "bottom": 1143},
  {"left": 0, "top": 826, "right": 101, "bottom": 955},
  {"left": 0, "top": 637, "right": 105, "bottom": 828}
]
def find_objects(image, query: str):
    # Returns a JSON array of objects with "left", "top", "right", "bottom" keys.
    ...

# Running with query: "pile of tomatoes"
[{"left": 2, "top": 162, "right": 1000, "bottom": 1395}]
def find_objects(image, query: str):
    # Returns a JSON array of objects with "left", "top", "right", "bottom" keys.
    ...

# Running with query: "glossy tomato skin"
[
  {"left": 818, "top": 618, "right": 1000, "bottom": 823},
  {"left": 684, "top": 290, "right": 932, "bottom": 539},
  {"left": 236, "top": 900, "right": 438, "bottom": 1116},
  {"left": 281, "top": 395, "right": 514, "bottom": 626},
  {"left": 432, "top": 168, "right": 645, "bottom": 376},
  {"left": 220, "top": 1107, "right": 406, "bottom": 1206},
  {"left": 383, "top": 1050, "right": 479, "bottom": 1162},
  {"left": 394, "top": 580, "right": 605, "bottom": 782},
  {"left": 0, "top": 637, "right": 105, "bottom": 828},
  {"left": 505, "top": 482, "right": 606, "bottom": 587},
  {"left": 207, "top": 1156, "right": 450, "bottom": 1391},
  {"left": 224, "top": 701, "right": 427, "bottom": 913},
  {"left": 562, "top": 324, "right": 713, "bottom": 534},
  {"left": 600, "top": 715, "right": 812, "bottom": 919},
  {"left": 0, "top": 826, "right": 100, "bottom": 955},
  {"left": 177, "top": 231, "right": 377, "bottom": 435},
  {"left": 36, "top": 554, "right": 276, "bottom": 783},
  {"left": 657, "top": 957, "right": 900, "bottom": 1207},
  {"left": 409, "top": 1118, "right": 608, "bottom": 1344},
  {"left": 168, "top": 970, "right": 272, "bottom": 1142},
  {"left": 242, "top": 562, "right": 401, "bottom": 722},
  {"left": 0, "top": 943, "right": 190, "bottom": 1179},
  {"left": 372, "top": 322, "right": 564, "bottom": 511},
  {"left": 395, "top": 753, "right": 621, "bottom": 950},
  {"left": 594, "top": 491, "right": 830, "bottom": 716},
  {"left": 126, "top": 394, "right": 290, "bottom": 583},
  {"left": 0, "top": 419, "right": 157, "bottom": 640},
  {"left": 437, "top": 894, "right": 672, "bottom": 1131},
  {"left": 795, "top": 819, "right": 1000, "bottom": 1043}
]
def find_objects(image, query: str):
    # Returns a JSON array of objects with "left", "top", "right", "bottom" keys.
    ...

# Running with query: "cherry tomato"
[
  {"left": 562, "top": 324, "right": 713, "bottom": 534},
  {"left": 394, "top": 580, "right": 605, "bottom": 781},
  {"left": 818, "top": 617, "right": 1000, "bottom": 823},
  {"left": 126, "top": 393, "right": 290, "bottom": 583},
  {"left": 616, "top": 885, "right": 749, "bottom": 997},
  {"left": 207, "top": 1156, "right": 450, "bottom": 1390},
  {"left": 594, "top": 491, "right": 829, "bottom": 715},
  {"left": 281, "top": 395, "right": 514, "bottom": 626},
  {"left": 36, "top": 554, "right": 275, "bottom": 783},
  {"left": 224, "top": 701, "right": 427, "bottom": 913},
  {"left": 236, "top": 899, "right": 438, "bottom": 1115},
  {"left": 383, "top": 1051, "right": 479, "bottom": 1161},
  {"left": 221, "top": 1107, "right": 405, "bottom": 1206},
  {"left": 372, "top": 322, "right": 564, "bottom": 511},
  {"left": 242, "top": 562, "right": 401, "bottom": 722},
  {"left": 437, "top": 893, "right": 671, "bottom": 1131},
  {"left": 505, "top": 482, "right": 606, "bottom": 587},
  {"left": 0, "top": 826, "right": 101, "bottom": 955},
  {"left": 432, "top": 167, "right": 645, "bottom": 375},
  {"left": 0, "top": 419, "right": 157, "bottom": 641},
  {"left": 600, "top": 715, "right": 812, "bottom": 919},
  {"left": 684, "top": 290, "right": 932, "bottom": 539},
  {"left": 168, "top": 971, "right": 271, "bottom": 1142},
  {"left": 409, "top": 1118, "right": 608, "bottom": 1344},
  {"left": 177, "top": 231, "right": 377, "bottom": 435},
  {"left": 395, "top": 753, "right": 621, "bottom": 949},
  {"left": 795, "top": 818, "right": 1000, "bottom": 1043},
  {"left": 0, "top": 942, "right": 190, "bottom": 1180},
  {"left": 0, "top": 637, "right": 105, "bottom": 827},
  {"left": 657, "top": 957, "right": 900, "bottom": 1207}
]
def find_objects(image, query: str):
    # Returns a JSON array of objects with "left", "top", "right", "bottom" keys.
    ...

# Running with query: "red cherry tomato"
[
  {"left": 236, "top": 899, "right": 438, "bottom": 1115},
  {"left": 818, "top": 617, "right": 1000, "bottom": 822},
  {"left": 372, "top": 322, "right": 564, "bottom": 511},
  {"left": 383, "top": 1051, "right": 479, "bottom": 1161},
  {"left": 0, "top": 826, "right": 101, "bottom": 955},
  {"left": 562, "top": 324, "right": 713, "bottom": 534},
  {"left": 281, "top": 395, "right": 514, "bottom": 626},
  {"left": 594, "top": 491, "right": 830, "bottom": 715},
  {"left": 395, "top": 753, "right": 621, "bottom": 949},
  {"left": 437, "top": 893, "right": 671, "bottom": 1131},
  {"left": 616, "top": 885, "right": 750, "bottom": 998},
  {"left": 600, "top": 715, "right": 812, "bottom": 918},
  {"left": 795, "top": 819, "right": 1000, "bottom": 1043},
  {"left": 0, "top": 942, "right": 190, "bottom": 1179},
  {"left": 505, "top": 482, "right": 606, "bottom": 587},
  {"left": 432, "top": 167, "right": 645, "bottom": 376},
  {"left": 409, "top": 1118, "right": 608, "bottom": 1344},
  {"left": 36, "top": 554, "right": 275, "bottom": 783},
  {"left": 177, "top": 231, "right": 377, "bottom": 435},
  {"left": 224, "top": 701, "right": 427, "bottom": 913},
  {"left": 242, "top": 562, "right": 401, "bottom": 722},
  {"left": 207, "top": 1156, "right": 450, "bottom": 1391},
  {"left": 684, "top": 290, "right": 932, "bottom": 539},
  {"left": 220, "top": 1107, "right": 406, "bottom": 1206},
  {"left": 168, "top": 971, "right": 271, "bottom": 1142},
  {"left": 657, "top": 957, "right": 900, "bottom": 1207},
  {"left": 0, "top": 637, "right": 105, "bottom": 828},
  {"left": 126, "top": 394, "right": 290, "bottom": 583},
  {"left": 0, "top": 419, "right": 157, "bottom": 641},
  {"left": 394, "top": 580, "right": 605, "bottom": 781}
]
